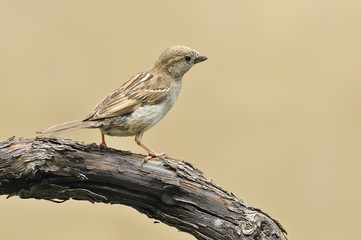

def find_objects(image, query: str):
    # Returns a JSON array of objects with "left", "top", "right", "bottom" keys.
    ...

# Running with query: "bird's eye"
[{"left": 184, "top": 56, "right": 192, "bottom": 62}]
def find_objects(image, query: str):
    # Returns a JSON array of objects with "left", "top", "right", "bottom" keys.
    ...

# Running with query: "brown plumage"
[{"left": 37, "top": 45, "right": 207, "bottom": 161}]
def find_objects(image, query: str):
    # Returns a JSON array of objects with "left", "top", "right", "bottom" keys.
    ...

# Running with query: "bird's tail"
[{"left": 36, "top": 119, "right": 94, "bottom": 136}]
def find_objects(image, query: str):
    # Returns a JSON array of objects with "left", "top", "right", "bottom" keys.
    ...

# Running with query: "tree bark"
[{"left": 0, "top": 137, "right": 287, "bottom": 240}]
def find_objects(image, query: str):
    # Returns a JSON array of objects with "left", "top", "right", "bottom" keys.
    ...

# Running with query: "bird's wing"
[{"left": 84, "top": 72, "right": 171, "bottom": 121}]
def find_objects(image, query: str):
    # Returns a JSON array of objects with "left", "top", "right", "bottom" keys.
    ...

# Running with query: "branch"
[{"left": 0, "top": 137, "right": 287, "bottom": 240}]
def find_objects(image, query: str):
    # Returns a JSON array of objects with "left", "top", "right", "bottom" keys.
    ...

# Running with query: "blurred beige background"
[{"left": 1, "top": 1, "right": 360, "bottom": 239}]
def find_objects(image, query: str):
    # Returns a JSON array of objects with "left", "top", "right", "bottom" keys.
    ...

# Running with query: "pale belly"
[
  {"left": 98, "top": 80, "right": 182, "bottom": 137},
  {"left": 99, "top": 99, "right": 176, "bottom": 137}
]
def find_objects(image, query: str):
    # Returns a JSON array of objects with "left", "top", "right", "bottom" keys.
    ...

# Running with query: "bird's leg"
[
  {"left": 135, "top": 132, "right": 166, "bottom": 163},
  {"left": 99, "top": 132, "right": 107, "bottom": 148}
]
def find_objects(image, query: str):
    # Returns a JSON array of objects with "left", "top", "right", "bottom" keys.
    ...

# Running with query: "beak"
[{"left": 194, "top": 54, "right": 208, "bottom": 64}]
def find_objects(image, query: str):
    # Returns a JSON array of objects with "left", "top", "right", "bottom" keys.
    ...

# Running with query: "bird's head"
[{"left": 151, "top": 45, "right": 207, "bottom": 79}]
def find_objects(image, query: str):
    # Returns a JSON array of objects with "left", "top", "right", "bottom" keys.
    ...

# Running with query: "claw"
[
  {"left": 142, "top": 153, "right": 167, "bottom": 165},
  {"left": 99, "top": 142, "right": 107, "bottom": 149},
  {"left": 135, "top": 132, "right": 167, "bottom": 165},
  {"left": 99, "top": 132, "right": 107, "bottom": 149}
]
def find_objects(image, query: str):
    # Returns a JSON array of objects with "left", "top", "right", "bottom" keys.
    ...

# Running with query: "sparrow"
[{"left": 37, "top": 45, "right": 207, "bottom": 162}]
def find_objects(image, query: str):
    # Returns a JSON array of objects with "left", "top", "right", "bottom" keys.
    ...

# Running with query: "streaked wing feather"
[{"left": 84, "top": 72, "right": 170, "bottom": 120}]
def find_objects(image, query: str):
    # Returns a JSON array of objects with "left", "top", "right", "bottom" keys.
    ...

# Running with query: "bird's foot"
[
  {"left": 100, "top": 133, "right": 107, "bottom": 149},
  {"left": 142, "top": 152, "right": 167, "bottom": 165},
  {"left": 99, "top": 142, "right": 107, "bottom": 149}
]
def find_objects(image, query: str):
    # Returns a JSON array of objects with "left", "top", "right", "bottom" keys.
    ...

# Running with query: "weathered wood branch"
[{"left": 0, "top": 137, "right": 286, "bottom": 240}]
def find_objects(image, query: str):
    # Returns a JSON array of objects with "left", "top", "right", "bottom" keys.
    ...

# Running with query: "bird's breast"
[
  {"left": 128, "top": 81, "right": 182, "bottom": 132},
  {"left": 101, "top": 81, "right": 182, "bottom": 137}
]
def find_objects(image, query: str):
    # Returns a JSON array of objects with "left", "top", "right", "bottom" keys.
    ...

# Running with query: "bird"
[{"left": 37, "top": 45, "right": 207, "bottom": 162}]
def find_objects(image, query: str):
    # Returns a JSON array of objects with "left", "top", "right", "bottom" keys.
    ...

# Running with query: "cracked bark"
[{"left": 0, "top": 137, "right": 287, "bottom": 240}]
